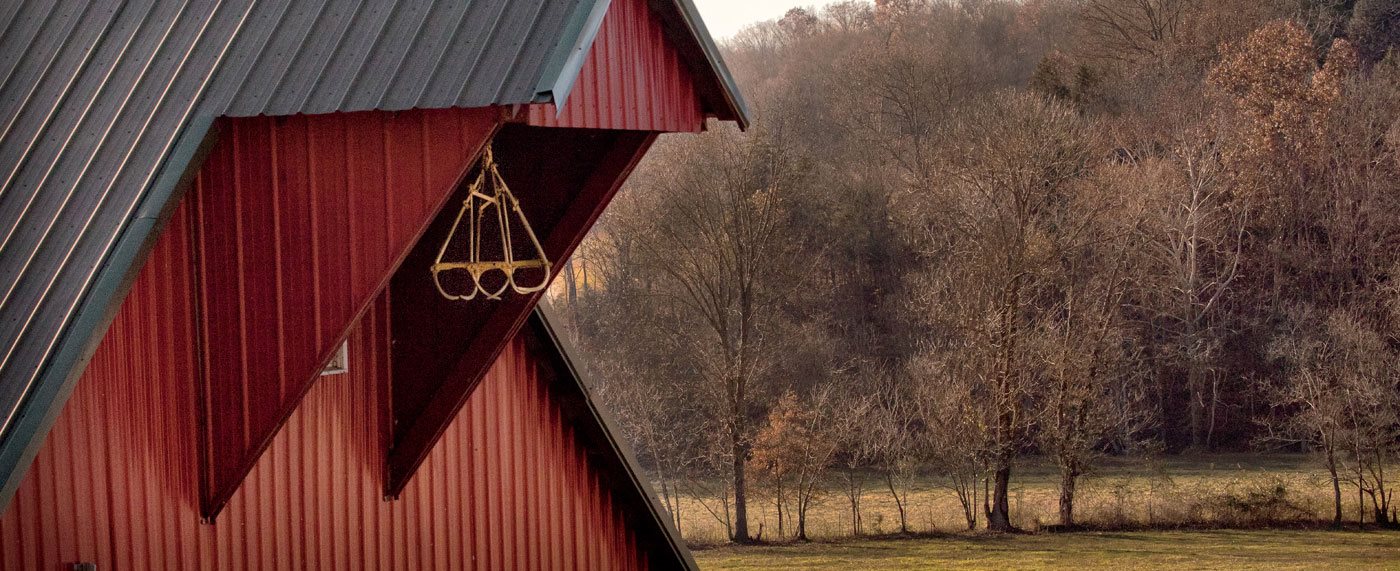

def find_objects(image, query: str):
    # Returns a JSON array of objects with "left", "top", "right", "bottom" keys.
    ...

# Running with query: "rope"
[{"left": 431, "top": 145, "right": 552, "bottom": 301}]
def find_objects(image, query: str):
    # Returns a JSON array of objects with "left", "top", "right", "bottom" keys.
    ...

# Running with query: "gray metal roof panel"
[
  {"left": 262, "top": 0, "right": 366, "bottom": 113},
  {"left": 0, "top": 0, "right": 170, "bottom": 308},
  {"left": 418, "top": 0, "right": 508, "bottom": 106},
  {"left": 0, "top": 2, "right": 93, "bottom": 131},
  {"left": 0, "top": 0, "right": 220, "bottom": 425},
  {"left": 195, "top": 1, "right": 291, "bottom": 113},
  {"left": 297, "top": 0, "right": 398, "bottom": 114},
  {"left": 207, "top": 0, "right": 594, "bottom": 116},
  {"left": 489, "top": 0, "right": 571, "bottom": 104},
  {"left": 0, "top": 1, "right": 30, "bottom": 45},
  {"left": 226, "top": 0, "right": 333, "bottom": 115},
  {"left": 333, "top": 0, "right": 434, "bottom": 111},
  {"left": 0, "top": 2, "right": 119, "bottom": 204},
  {"left": 378, "top": 0, "right": 473, "bottom": 109},
  {"left": 459, "top": 0, "right": 553, "bottom": 105}
]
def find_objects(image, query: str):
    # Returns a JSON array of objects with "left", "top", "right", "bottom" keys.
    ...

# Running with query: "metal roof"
[{"left": 0, "top": 0, "right": 748, "bottom": 508}]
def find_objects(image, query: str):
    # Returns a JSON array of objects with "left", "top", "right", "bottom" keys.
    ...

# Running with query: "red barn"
[{"left": 0, "top": 0, "right": 746, "bottom": 568}]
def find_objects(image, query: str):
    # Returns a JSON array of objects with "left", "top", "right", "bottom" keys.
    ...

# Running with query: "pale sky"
[{"left": 692, "top": 0, "right": 842, "bottom": 40}]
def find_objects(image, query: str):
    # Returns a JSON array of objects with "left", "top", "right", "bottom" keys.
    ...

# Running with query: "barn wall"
[
  {"left": 526, "top": 0, "right": 705, "bottom": 132},
  {"left": 0, "top": 199, "right": 649, "bottom": 569},
  {"left": 191, "top": 108, "right": 499, "bottom": 516}
]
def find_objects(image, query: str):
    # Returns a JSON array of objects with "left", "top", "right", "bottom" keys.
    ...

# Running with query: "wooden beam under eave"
[{"left": 385, "top": 127, "right": 657, "bottom": 497}]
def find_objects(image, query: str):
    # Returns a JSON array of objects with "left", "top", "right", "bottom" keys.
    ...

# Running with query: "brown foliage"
[{"left": 564, "top": 0, "right": 1400, "bottom": 543}]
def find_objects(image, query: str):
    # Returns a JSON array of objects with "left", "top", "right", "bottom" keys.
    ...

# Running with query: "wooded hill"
[{"left": 552, "top": 0, "right": 1400, "bottom": 538}]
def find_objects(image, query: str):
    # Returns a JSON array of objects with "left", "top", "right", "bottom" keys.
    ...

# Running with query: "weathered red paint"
[
  {"left": 527, "top": 0, "right": 705, "bottom": 132},
  {"left": 190, "top": 108, "right": 500, "bottom": 518},
  {"left": 0, "top": 203, "right": 653, "bottom": 568}
]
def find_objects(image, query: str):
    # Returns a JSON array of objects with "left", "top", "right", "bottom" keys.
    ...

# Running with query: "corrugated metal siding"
[
  {"left": 527, "top": 0, "right": 704, "bottom": 132},
  {"left": 189, "top": 108, "right": 499, "bottom": 517},
  {"left": 0, "top": 0, "right": 607, "bottom": 454},
  {"left": 0, "top": 234, "right": 653, "bottom": 568}
]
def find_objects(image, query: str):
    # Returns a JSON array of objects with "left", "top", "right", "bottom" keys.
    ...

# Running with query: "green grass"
[{"left": 692, "top": 529, "right": 1400, "bottom": 570}]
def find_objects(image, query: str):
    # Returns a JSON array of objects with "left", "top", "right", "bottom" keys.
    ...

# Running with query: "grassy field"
[
  {"left": 671, "top": 454, "right": 1374, "bottom": 544},
  {"left": 692, "top": 529, "right": 1400, "bottom": 570}
]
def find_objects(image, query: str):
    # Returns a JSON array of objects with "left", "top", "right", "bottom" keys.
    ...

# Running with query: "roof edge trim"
[
  {"left": 533, "top": 0, "right": 613, "bottom": 109},
  {"left": 667, "top": 0, "right": 751, "bottom": 129},
  {"left": 531, "top": 302, "right": 699, "bottom": 571},
  {"left": 0, "top": 116, "right": 220, "bottom": 513}
]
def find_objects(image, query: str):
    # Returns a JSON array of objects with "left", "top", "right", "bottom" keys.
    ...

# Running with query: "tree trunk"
[
  {"left": 1359, "top": 472, "right": 1366, "bottom": 527},
  {"left": 988, "top": 464, "right": 1015, "bottom": 531},
  {"left": 954, "top": 474, "right": 978, "bottom": 530},
  {"left": 659, "top": 476, "right": 681, "bottom": 536},
  {"left": 1188, "top": 361, "right": 1207, "bottom": 450},
  {"left": 845, "top": 470, "right": 863, "bottom": 536},
  {"left": 797, "top": 487, "right": 810, "bottom": 541},
  {"left": 886, "top": 473, "right": 909, "bottom": 534},
  {"left": 775, "top": 479, "right": 785, "bottom": 540},
  {"left": 731, "top": 370, "right": 751, "bottom": 543},
  {"left": 983, "top": 476, "right": 991, "bottom": 525},
  {"left": 1326, "top": 451, "right": 1342, "bottom": 529},
  {"left": 969, "top": 475, "right": 980, "bottom": 530},
  {"left": 1372, "top": 452, "right": 1391, "bottom": 527},
  {"left": 733, "top": 437, "right": 750, "bottom": 542},
  {"left": 1059, "top": 466, "right": 1078, "bottom": 527}
]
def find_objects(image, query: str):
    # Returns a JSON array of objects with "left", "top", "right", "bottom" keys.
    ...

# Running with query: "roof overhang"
[{"left": 651, "top": 0, "right": 751, "bottom": 129}]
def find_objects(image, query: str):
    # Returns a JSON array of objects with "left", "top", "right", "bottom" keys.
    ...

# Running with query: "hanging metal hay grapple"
[{"left": 431, "top": 145, "right": 551, "bottom": 301}]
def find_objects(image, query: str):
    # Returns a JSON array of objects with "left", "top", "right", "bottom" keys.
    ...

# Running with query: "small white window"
[{"left": 321, "top": 341, "right": 349, "bottom": 376}]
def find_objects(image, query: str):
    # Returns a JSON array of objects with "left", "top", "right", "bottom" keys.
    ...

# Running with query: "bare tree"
[
  {"left": 866, "top": 379, "right": 922, "bottom": 535},
  {"left": 1078, "top": 0, "right": 1195, "bottom": 64},
  {"left": 909, "top": 350, "right": 991, "bottom": 530},
  {"left": 596, "top": 375, "right": 700, "bottom": 534},
  {"left": 828, "top": 376, "right": 877, "bottom": 536},
  {"left": 899, "top": 91, "right": 1096, "bottom": 531},
  {"left": 617, "top": 125, "right": 817, "bottom": 543},
  {"left": 1132, "top": 141, "right": 1244, "bottom": 450},
  {"left": 1032, "top": 269, "right": 1149, "bottom": 527},
  {"left": 1266, "top": 305, "right": 1399, "bottom": 527}
]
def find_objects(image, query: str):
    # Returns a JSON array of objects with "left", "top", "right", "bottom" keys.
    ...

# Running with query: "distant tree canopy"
[{"left": 557, "top": 0, "right": 1400, "bottom": 539}]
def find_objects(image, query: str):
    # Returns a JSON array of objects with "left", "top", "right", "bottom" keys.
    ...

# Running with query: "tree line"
[{"left": 552, "top": 0, "right": 1400, "bottom": 540}]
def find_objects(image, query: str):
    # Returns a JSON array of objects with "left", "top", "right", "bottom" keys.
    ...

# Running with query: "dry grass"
[
  {"left": 690, "top": 529, "right": 1400, "bottom": 570},
  {"left": 671, "top": 454, "right": 1374, "bottom": 544}
]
